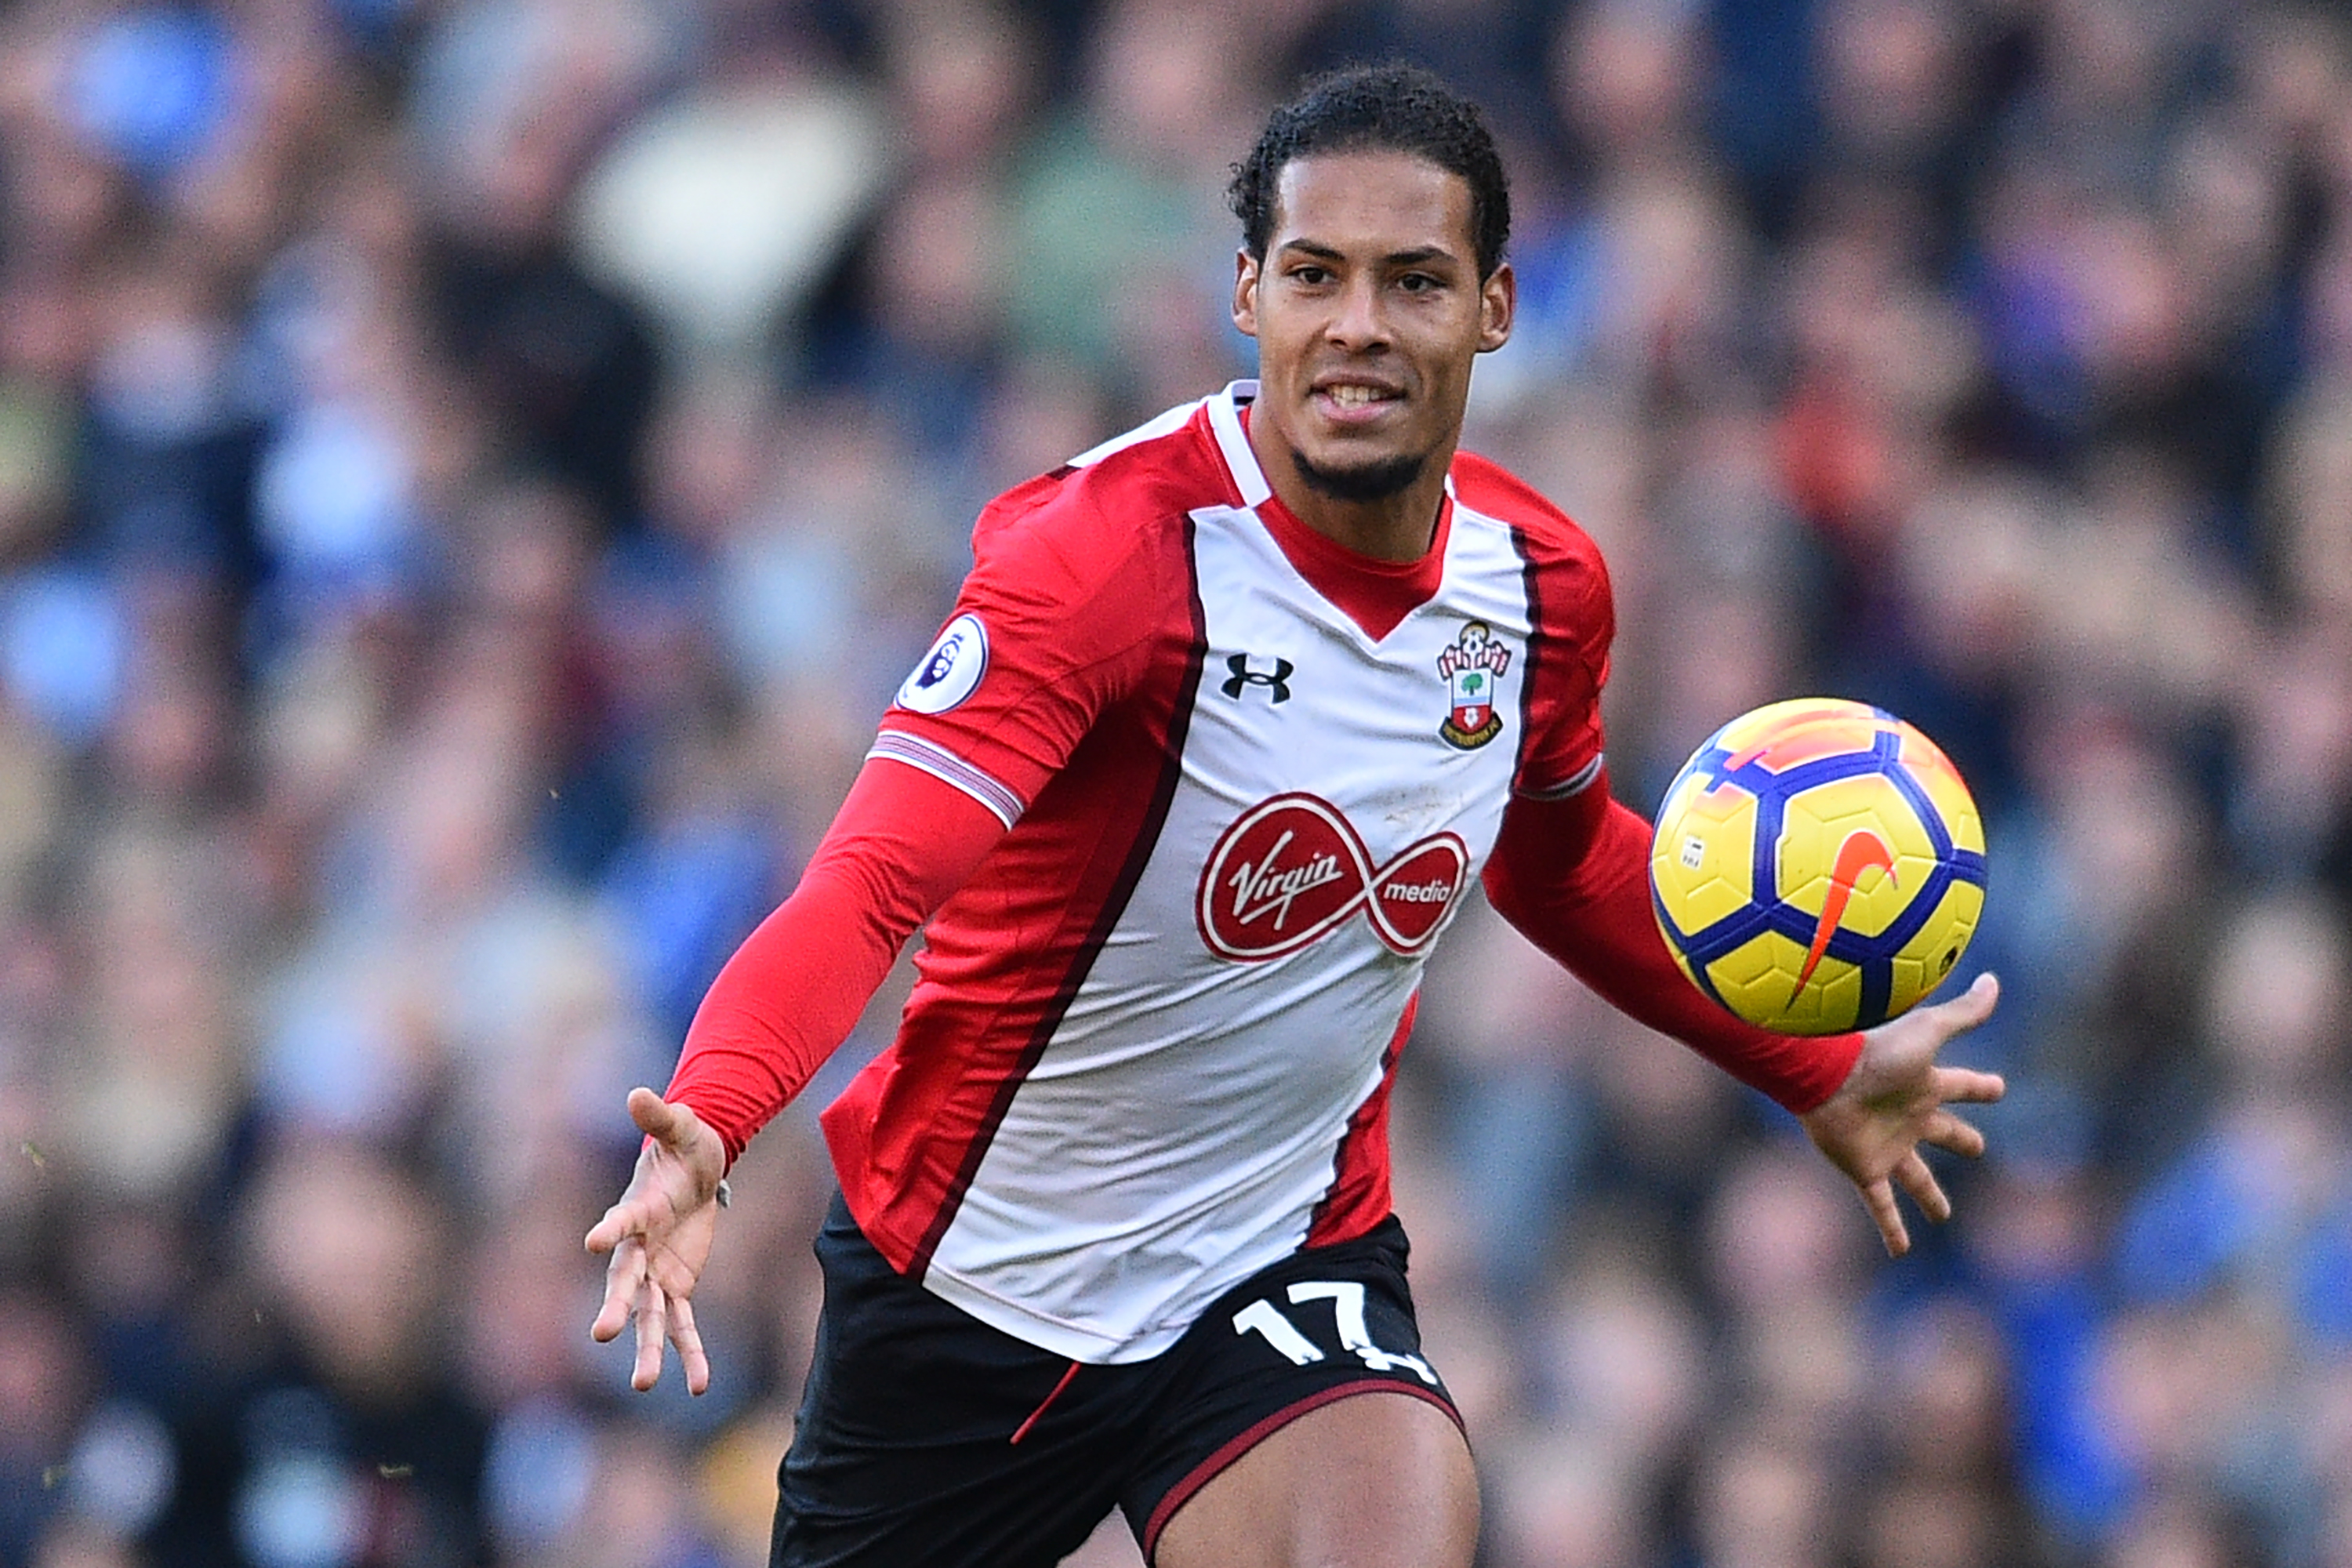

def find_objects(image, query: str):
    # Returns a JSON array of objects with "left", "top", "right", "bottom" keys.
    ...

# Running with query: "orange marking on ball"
[
  {"left": 1722, "top": 710, "right": 1888, "bottom": 775},
  {"left": 1792, "top": 828, "right": 1897, "bottom": 996}
]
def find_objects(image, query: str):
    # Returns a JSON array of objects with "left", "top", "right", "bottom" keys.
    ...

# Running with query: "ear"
[
  {"left": 1477, "top": 261, "right": 1515, "bottom": 353},
  {"left": 1232, "top": 249, "right": 1261, "bottom": 339}
]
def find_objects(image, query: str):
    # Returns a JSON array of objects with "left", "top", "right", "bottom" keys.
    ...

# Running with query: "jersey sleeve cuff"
[{"left": 868, "top": 731, "right": 1027, "bottom": 829}]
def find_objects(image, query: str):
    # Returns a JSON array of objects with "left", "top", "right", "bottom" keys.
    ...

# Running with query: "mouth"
[{"left": 1309, "top": 379, "right": 1406, "bottom": 424}]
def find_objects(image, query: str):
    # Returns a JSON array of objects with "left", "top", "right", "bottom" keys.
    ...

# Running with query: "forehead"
[{"left": 1269, "top": 149, "right": 1475, "bottom": 257}]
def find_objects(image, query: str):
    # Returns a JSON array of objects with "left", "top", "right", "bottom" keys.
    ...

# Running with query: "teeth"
[{"left": 1327, "top": 386, "right": 1389, "bottom": 408}]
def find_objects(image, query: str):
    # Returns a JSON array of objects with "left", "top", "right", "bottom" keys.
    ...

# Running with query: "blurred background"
[{"left": 0, "top": 0, "right": 2348, "bottom": 1563}]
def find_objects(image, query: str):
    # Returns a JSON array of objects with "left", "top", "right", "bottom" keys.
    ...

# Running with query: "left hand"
[{"left": 1798, "top": 972, "right": 2005, "bottom": 1256}]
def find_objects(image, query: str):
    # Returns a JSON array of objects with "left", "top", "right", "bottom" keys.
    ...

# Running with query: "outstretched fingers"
[
  {"left": 1862, "top": 1178, "right": 1910, "bottom": 1257},
  {"left": 1810, "top": 973, "right": 2007, "bottom": 1257},
  {"left": 585, "top": 1087, "right": 729, "bottom": 1396},
  {"left": 585, "top": 1189, "right": 658, "bottom": 1257},
  {"left": 632, "top": 1272, "right": 670, "bottom": 1391},
  {"left": 1922, "top": 1109, "right": 1987, "bottom": 1160},
  {"left": 1933, "top": 1065, "right": 2007, "bottom": 1105},
  {"left": 671, "top": 1293, "right": 710, "bottom": 1396},
  {"left": 590, "top": 1237, "right": 646, "bottom": 1344},
  {"left": 591, "top": 1228, "right": 708, "bottom": 1392},
  {"left": 1894, "top": 1149, "right": 1951, "bottom": 1224}
]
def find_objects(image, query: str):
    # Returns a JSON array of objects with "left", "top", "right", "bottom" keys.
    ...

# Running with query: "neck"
[{"left": 1247, "top": 417, "right": 1455, "bottom": 564}]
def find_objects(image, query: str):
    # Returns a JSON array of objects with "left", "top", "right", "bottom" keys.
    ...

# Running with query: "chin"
[{"left": 1291, "top": 445, "right": 1428, "bottom": 503}]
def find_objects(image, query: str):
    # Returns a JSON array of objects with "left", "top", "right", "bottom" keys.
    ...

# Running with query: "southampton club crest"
[{"left": 1436, "top": 622, "right": 1510, "bottom": 750}]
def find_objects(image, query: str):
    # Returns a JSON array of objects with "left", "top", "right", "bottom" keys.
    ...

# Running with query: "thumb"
[
  {"left": 629, "top": 1086, "right": 688, "bottom": 1146},
  {"left": 1934, "top": 971, "right": 2000, "bottom": 1034}
]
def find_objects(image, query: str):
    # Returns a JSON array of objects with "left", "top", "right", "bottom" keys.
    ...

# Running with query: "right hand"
[{"left": 586, "top": 1087, "right": 728, "bottom": 1393}]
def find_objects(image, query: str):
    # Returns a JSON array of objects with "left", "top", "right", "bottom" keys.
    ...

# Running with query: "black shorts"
[{"left": 771, "top": 1194, "right": 1460, "bottom": 1567}]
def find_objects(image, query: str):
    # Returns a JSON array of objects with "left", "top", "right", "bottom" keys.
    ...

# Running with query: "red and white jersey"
[{"left": 820, "top": 381, "right": 1613, "bottom": 1363}]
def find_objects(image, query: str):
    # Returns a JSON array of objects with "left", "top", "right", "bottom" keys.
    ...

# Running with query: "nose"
[{"left": 1324, "top": 273, "right": 1391, "bottom": 353}]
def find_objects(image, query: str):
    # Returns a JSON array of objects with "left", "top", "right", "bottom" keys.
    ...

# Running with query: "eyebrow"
[{"left": 1276, "top": 240, "right": 1459, "bottom": 269}]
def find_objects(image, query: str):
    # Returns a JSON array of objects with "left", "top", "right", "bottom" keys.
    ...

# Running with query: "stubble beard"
[{"left": 1289, "top": 445, "right": 1429, "bottom": 503}]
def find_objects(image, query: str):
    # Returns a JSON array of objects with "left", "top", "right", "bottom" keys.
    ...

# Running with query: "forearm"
[
  {"left": 663, "top": 758, "right": 1006, "bottom": 1163},
  {"left": 1482, "top": 780, "right": 1860, "bottom": 1114}
]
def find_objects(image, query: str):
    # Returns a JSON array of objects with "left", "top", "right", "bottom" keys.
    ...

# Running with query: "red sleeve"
[
  {"left": 872, "top": 470, "right": 1177, "bottom": 818},
  {"left": 662, "top": 757, "right": 1007, "bottom": 1164},
  {"left": 1480, "top": 771, "right": 1863, "bottom": 1115}
]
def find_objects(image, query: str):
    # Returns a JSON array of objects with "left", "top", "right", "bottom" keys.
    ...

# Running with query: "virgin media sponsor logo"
[{"left": 1197, "top": 794, "right": 1468, "bottom": 960}]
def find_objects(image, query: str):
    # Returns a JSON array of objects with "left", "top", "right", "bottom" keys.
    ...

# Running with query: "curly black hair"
[{"left": 1229, "top": 63, "right": 1511, "bottom": 279}]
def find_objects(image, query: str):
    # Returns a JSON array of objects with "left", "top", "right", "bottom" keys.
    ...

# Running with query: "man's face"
[{"left": 1232, "top": 150, "right": 1513, "bottom": 503}]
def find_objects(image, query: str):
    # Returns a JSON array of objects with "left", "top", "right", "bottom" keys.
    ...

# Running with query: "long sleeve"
[
  {"left": 662, "top": 757, "right": 1009, "bottom": 1164},
  {"left": 1479, "top": 771, "right": 1863, "bottom": 1116}
]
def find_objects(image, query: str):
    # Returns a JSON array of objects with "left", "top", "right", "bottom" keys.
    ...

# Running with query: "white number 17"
[{"left": 1231, "top": 1280, "right": 1438, "bottom": 1385}]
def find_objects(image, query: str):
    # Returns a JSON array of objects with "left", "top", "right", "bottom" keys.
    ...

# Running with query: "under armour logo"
[{"left": 1221, "top": 653, "right": 1294, "bottom": 703}]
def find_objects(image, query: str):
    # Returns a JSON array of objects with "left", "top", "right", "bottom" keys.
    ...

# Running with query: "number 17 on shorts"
[{"left": 1232, "top": 1280, "right": 1439, "bottom": 1385}]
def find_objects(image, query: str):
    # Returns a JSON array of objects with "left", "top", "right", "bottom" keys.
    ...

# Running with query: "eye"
[
  {"left": 1289, "top": 264, "right": 1332, "bottom": 285},
  {"left": 1397, "top": 273, "right": 1440, "bottom": 294}
]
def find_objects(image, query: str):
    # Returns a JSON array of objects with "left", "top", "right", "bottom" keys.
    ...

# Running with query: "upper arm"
[
  {"left": 1512, "top": 526, "right": 1614, "bottom": 804},
  {"left": 1482, "top": 770, "right": 1617, "bottom": 919},
  {"left": 875, "top": 492, "right": 1177, "bottom": 825}
]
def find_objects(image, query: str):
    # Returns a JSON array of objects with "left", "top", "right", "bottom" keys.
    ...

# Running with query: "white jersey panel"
[{"left": 920, "top": 483, "right": 1545, "bottom": 1362}]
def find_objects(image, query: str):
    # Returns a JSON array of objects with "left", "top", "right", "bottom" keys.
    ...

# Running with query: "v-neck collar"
[{"left": 1205, "top": 381, "right": 1452, "bottom": 644}]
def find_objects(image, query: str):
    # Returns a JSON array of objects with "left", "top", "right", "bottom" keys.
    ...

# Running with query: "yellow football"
[{"left": 1649, "top": 698, "right": 1987, "bottom": 1035}]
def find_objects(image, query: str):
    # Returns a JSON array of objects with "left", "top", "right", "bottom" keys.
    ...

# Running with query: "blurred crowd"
[{"left": 0, "top": 0, "right": 2347, "bottom": 1564}]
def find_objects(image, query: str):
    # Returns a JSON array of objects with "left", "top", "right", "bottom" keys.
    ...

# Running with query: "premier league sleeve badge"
[{"left": 898, "top": 612, "right": 990, "bottom": 714}]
